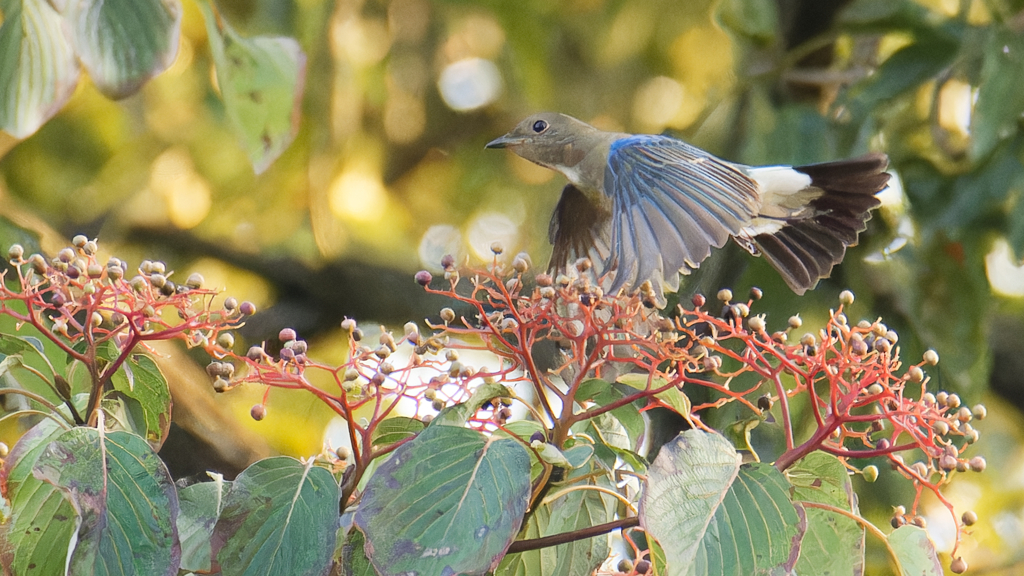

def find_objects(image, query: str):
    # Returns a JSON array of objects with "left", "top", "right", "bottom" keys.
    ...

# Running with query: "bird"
[{"left": 486, "top": 112, "right": 890, "bottom": 306}]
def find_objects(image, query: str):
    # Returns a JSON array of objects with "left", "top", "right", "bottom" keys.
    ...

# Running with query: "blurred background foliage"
[{"left": 2, "top": 0, "right": 1024, "bottom": 572}]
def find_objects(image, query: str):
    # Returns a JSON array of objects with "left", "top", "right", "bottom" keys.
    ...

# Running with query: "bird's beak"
[{"left": 485, "top": 134, "right": 523, "bottom": 149}]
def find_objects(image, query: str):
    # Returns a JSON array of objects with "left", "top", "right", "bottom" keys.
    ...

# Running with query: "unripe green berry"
[
  {"left": 185, "top": 272, "right": 204, "bottom": 289},
  {"left": 962, "top": 510, "right": 977, "bottom": 526},
  {"left": 788, "top": 315, "right": 802, "bottom": 329},
  {"left": 217, "top": 332, "right": 235, "bottom": 349},
  {"left": 862, "top": 465, "right": 878, "bottom": 482},
  {"left": 867, "top": 383, "right": 883, "bottom": 395},
  {"left": 149, "top": 273, "right": 166, "bottom": 288},
  {"left": 923, "top": 349, "right": 939, "bottom": 365},
  {"left": 83, "top": 240, "right": 97, "bottom": 255},
  {"left": 716, "top": 288, "right": 732, "bottom": 303},
  {"left": 91, "top": 312, "right": 103, "bottom": 328},
  {"left": 947, "top": 393, "right": 961, "bottom": 409}
]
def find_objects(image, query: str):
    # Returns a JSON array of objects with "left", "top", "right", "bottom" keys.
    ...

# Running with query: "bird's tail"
[{"left": 743, "top": 153, "right": 890, "bottom": 294}]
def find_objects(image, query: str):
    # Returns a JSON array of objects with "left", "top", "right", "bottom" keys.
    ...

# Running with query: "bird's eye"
[{"left": 532, "top": 120, "right": 548, "bottom": 133}]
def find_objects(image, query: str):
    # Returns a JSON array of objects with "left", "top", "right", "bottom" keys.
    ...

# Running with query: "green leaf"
[
  {"left": 888, "top": 525, "right": 942, "bottom": 576},
  {"left": 848, "top": 35, "right": 959, "bottom": 117},
  {"left": 716, "top": 0, "right": 778, "bottom": 44},
  {"left": 546, "top": 487, "right": 615, "bottom": 576},
  {"left": 62, "top": 0, "right": 181, "bottom": 99},
  {"left": 639, "top": 429, "right": 741, "bottom": 574},
  {"left": 211, "top": 456, "right": 340, "bottom": 576},
  {"left": 493, "top": 503, "right": 555, "bottom": 576},
  {"left": 198, "top": 0, "right": 306, "bottom": 174},
  {"left": 693, "top": 463, "right": 804, "bottom": 575},
  {"left": 578, "top": 378, "right": 645, "bottom": 451},
  {"left": 0, "top": 333, "right": 44, "bottom": 356},
  {"left": 341, "top": 527, "right": 379, "bottom": 576},
  {"left": 32, "top": 428, "right": 180, "bottom": 575},
  {"left": 372, "top": 416, "right": 425, "bottom": 446},
  {"left": 0, "top": 418, "right": 77, "bottom": 576},
  {"left": 532, "top": 440, "right": 572, "bottom": 468},
  {"left": 578, "top": 412, "right": 648, "bottom": 473},
  {"left": 0, "top": 0, "right": 80, "bottom": 138},
  {"left": 563, "top": 444, "right": 594, "bottom": 469},
  {"left": 110, "top": 354, "right": 173, "bottom": 446},
  {"left": 177, "top": 473, "right": 231, "bottom": 573},
  {"left": 355, "top": 424, "right": 532, "bottom": 576},
  {"left": 431, "top": 382, "right": 515, "bottom": 427},
  {"left": 969, "top": 28, "right": 1024, "bottom": 161},
  {"left": 648, "top": 538, "right": 668, "bottom": 576},
  {"left": 788, "top": 453, "right": 864, "bottom": 576}
]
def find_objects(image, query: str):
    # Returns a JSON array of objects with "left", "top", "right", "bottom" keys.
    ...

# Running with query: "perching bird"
[{"left": 486, "top": 113, "right": 889, "bottom": 305}]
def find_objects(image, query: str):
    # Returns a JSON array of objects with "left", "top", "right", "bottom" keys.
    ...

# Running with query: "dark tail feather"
[{"left": 754, "top": 153, "right": 889, "bottom": 294}]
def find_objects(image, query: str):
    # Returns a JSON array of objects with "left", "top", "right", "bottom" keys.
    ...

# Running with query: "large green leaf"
[
  {"left": 788, "top": 453, "right": 864, "bottom": 576},
  {"left": 354, "top": 424, "right": 531, "bottom": 576},
  {"left": 0, "top": 418, "right": 76, "bottom": 575},
  {"left": 0, "top": 0, "right": 80, "bottom": 138},
  {"left": 177, "top": 474, "right": 231, "bottom": 573},
  {"left": 211, "top": 456, "right": 340, "bottom": 576},
  {"left": 639, "top": 429, "right": 741, "bottom": 575},
  {"left": 109, "top": 353, "right": 173, "bottom": 446},
  {"left": 547, "top": 485, "right": 616, "bottom": 576},
  {"left": 62, "top": 0, "right": 181, "bottom": 99},
  {"left": 888, "top": 526, "right": 942, "bottom": 576},
  {"left": 493, "top": 505, "right": 555, "bottom": 576},
  {"left": 32, "top": 428, "right": 180, "bottom": 575},
  {"left": 693, "top": 463, "right": 804, "bottom": 576},
  {"left": 969, "top": 28, "right": 1024, "bottom": 161},
  {"left": 198, "top": 0, "right": 306, "bottom": 174}
]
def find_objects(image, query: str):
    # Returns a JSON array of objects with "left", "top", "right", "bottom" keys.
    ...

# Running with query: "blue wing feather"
[{"left": 604, "top": 135, "right": 759, "bottom": 296}]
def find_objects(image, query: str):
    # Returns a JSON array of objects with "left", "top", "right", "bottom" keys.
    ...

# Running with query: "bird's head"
[{"left": 486, "top": 113, "right": 600, "bottom": 172}]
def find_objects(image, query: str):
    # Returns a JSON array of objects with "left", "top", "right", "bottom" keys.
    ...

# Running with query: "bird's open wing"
[
  {"left": 603, "top": 135, "right": 760, "bottom": 297},
  {"left": 548, "top": 183, "right": 612, "bottom": 275}
]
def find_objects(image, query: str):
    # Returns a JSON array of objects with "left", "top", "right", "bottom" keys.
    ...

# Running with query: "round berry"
[{"left": 251, "top": 404, "right": 267, "bottom": 421}]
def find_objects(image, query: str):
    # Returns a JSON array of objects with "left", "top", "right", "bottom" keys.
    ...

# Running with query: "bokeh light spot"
[
  {"left": 329, "top": 167, "right": 388, "bottom": 222},
  {"left": 419, "top": 225, "right": 464, "bottom": 271},
  {"left": 466, "top": 212, "right": 518, "bottom": 261},
  {"left": 438, "top": 58, "right": 503, "bottom": 112}
]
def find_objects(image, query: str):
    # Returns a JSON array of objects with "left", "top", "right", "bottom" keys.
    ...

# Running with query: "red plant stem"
[
  {"left": 775, "top": 414, "right": 840, "bottom": 471},
  {"left": 769, "top": 372, "right": 795, "bottom": 450}
]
